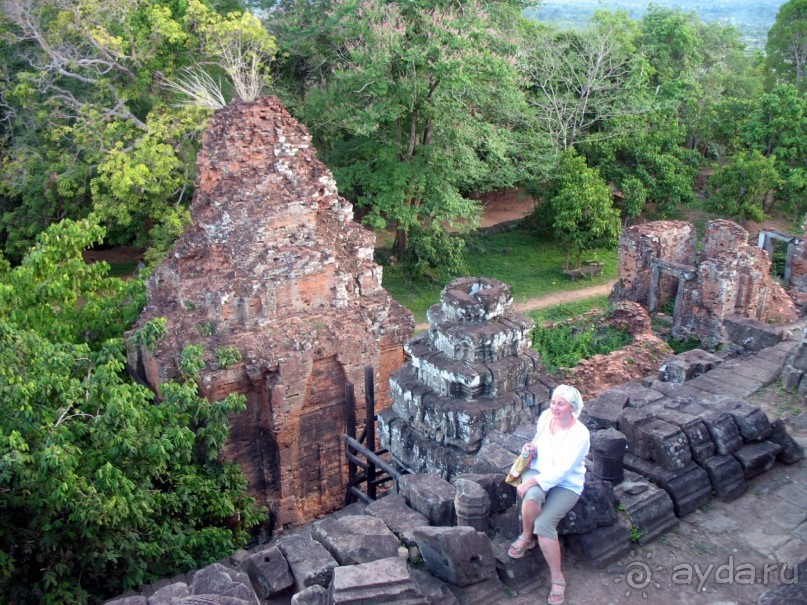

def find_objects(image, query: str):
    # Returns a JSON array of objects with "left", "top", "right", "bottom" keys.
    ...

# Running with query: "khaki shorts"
[{"left": 521, "top": 469, "right": 580, "bottom": 540}]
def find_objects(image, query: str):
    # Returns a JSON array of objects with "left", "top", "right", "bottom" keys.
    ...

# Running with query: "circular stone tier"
[{"left": 435, "top": 277, "right": 513, "bottom": 323}]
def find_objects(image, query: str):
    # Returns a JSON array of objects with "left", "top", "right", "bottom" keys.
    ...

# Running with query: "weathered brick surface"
[
  {"left": 682, "top": 221, "right": 797, "bottom": 345},
  {"left": 611, "top": 221, "right": 697, "bottom": 305},
  {"left": 127, "top": 97, "right": 413, "bottom": 525}
]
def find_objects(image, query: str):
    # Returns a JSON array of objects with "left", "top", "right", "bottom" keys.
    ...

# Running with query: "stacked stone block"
[
  {"left": 379, "top": 277, "right": 552, "bottom": 477},
  {"left": 598, "top": 377, "right": 803, "bottom": 513}
]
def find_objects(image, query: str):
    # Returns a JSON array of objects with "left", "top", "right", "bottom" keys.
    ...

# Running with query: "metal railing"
[{"left": 343, "top": 366, "right": 411, "bottom": 504}]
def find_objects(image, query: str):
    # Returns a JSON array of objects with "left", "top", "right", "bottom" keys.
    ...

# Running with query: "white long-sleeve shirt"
[{"left": 528, "top": 409, "right": 590, "bottom": 495}]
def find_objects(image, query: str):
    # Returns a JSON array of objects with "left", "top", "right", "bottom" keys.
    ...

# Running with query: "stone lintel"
[{"left": 650, "top": 258, "right": 698, "bottom": 279}]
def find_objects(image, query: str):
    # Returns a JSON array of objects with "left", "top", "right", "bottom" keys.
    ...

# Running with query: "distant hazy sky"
[
  {"left": 531, "top": 0, "right": 788, "bottom": 47},
  {"left": 533, "top": 0, "right": 787, "bottom": 23}
]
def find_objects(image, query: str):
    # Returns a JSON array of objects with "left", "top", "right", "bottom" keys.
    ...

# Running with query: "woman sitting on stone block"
[{"left": 508, "top": 384, "right": 590, "bottom": 605}]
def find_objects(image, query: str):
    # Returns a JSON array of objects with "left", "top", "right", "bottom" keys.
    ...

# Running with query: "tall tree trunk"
[{"left": 394, "top": 227, "right": 409, "bottom": 258}]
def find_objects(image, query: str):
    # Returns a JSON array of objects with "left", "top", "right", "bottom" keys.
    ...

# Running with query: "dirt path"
[
  {"left": 512, "top": 281, "right": 617, "bottom": 314},
  {"left": 414, "top": 281, "right": 617, "bottom": 331}
]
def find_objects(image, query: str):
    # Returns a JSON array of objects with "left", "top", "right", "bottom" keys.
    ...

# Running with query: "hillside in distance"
[{"left": 528, "top": 0, "right": 788, "bottom": 49}]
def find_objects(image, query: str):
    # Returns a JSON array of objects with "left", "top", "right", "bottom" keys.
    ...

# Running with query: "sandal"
[
  {"left": 507, "top": 535, "right": 536, "bottom": 559},
  {"left": 548, "top": 580, "right": 566, "bottom": 605}
]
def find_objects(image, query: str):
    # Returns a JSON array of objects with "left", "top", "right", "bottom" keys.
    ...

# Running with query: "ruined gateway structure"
[
  {"left": 611, "top": 219, "right": 799, "bottom": 347},
  {"left": 127, "top": 97, "right": 414, "bottom": 526}
]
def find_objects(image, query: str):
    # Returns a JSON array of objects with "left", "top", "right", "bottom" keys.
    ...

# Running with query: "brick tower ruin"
[
  {"left": 379, "top": 277, "right": 553, "bottom": 476},
  {"left": 611, "top": 220, "right": 798, "bottom": 347},
  {"left": 127, "top": 97, "right": 414, "bottom": 526}
]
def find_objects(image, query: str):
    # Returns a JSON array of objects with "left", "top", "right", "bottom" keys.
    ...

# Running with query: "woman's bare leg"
[
  {"left": 521, "top": 499, "right": 541, "bottom": 539},
  {"left": 538, "top": 535, "right": 566, "bottom": 603}
]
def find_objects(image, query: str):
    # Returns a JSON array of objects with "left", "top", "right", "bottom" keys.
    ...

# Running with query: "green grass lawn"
[{"left": 380, "top": 221, "right": 618, "bottom": 323}]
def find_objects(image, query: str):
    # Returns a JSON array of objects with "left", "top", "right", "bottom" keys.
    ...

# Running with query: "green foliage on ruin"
[
  {"left": 0, "top": 218, "right": 265, "bottom": 603},
  {"left": 0, "top": 0, "right": 276, "bottom": 263},
  {"left": 531, "top": 311, "right": 632, "bottom": 373}
]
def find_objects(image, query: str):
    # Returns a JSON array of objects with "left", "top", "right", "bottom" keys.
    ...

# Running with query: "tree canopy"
[
  {"left": 708, "top": 150, "right": 782, "bottom": 222},
  {"left": 268, "top": 0, "right": 546, "bottom": 272},
  {"left": 1, "top": 0, "right": 804, "bottom": 276},
  {"left": 543, "top": 150, "right": 620, "bottom": 268},
  {"left": 766, "top": 0, "right": 807, "bottom": 88},
  {"left": 0, "top": 0, "right": 276, "bottom": 262},
  {"left": 521, "top": 11, "right": 651, "bottom": 152},
  {"left": 0, "top": 218, "right": 265, "bottom": 603},
  {"left": 743, "top": 83, "right": 807, "bottom": 219}
]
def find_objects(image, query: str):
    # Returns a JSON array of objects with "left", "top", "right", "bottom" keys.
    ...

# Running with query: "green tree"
[
  {"left": 269, "top": 0, "right": 543, "bottom": 273},
  {"left": 521, "top": 12, "right": 651, "bottom": 152},
  {"left": 681, "top": 22, "right": 765, "bottom": 157},
  {"left": 639, "top": 6, "right": 704, "bottom": 107},
  {"left": 743, "top": 84, "right": 807, "bottom": 218},
  {"left": 636, "top": 7, "right": 767, "bottom": 159},
  {"left": 0, "top": 0, "right": 276, "bottom": 261},
  {"left": 0, "top": 218, "right": 265, "bottom": 603},
  {"left": 707, "top": 150, "right": 782, "bottom": 222},
  {"left": 0, "top": 218, "right": 143, "bottom": 346},
  {"left": 766, "top": 0, "right": 807, "bottom": 88},
  {"left": 582, "top": 110, "right": 699, "bottom": 216},
  {"left": 543, "top": 150, "right": 620, "bottom": 269},
  {"left": 619, "top": 175, "right": 647, "bottom": 226}
]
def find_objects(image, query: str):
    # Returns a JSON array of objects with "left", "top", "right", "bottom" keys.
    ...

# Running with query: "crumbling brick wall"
[
  {"left": 611, "top": 219, "right": 798, "bottom": 348},
  {"left": 127, "top": 97, "right": 413, "bottom": 526},
  {"left": 610, "top": 221, "right": 697, "bottom": 307},
  {"left": 674, "top": 220, "right": 798, "bottom": 346}
]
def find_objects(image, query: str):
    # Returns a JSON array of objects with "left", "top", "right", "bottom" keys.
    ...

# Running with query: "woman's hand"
[
  {"left": 521, "top": 443, "right": 536, "bottom": 457},
  {"left": 517, "top": 477, "right": 535, "bottom": 499}
]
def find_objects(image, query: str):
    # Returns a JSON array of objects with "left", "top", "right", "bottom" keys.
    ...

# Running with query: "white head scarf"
[{"left": 553, "top": 384, "right": 584, "bottom": 419}]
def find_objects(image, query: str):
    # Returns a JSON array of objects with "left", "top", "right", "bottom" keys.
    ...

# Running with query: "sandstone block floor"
[{"left": 508, "top": 339, "right": 807, "bottom": 605}]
